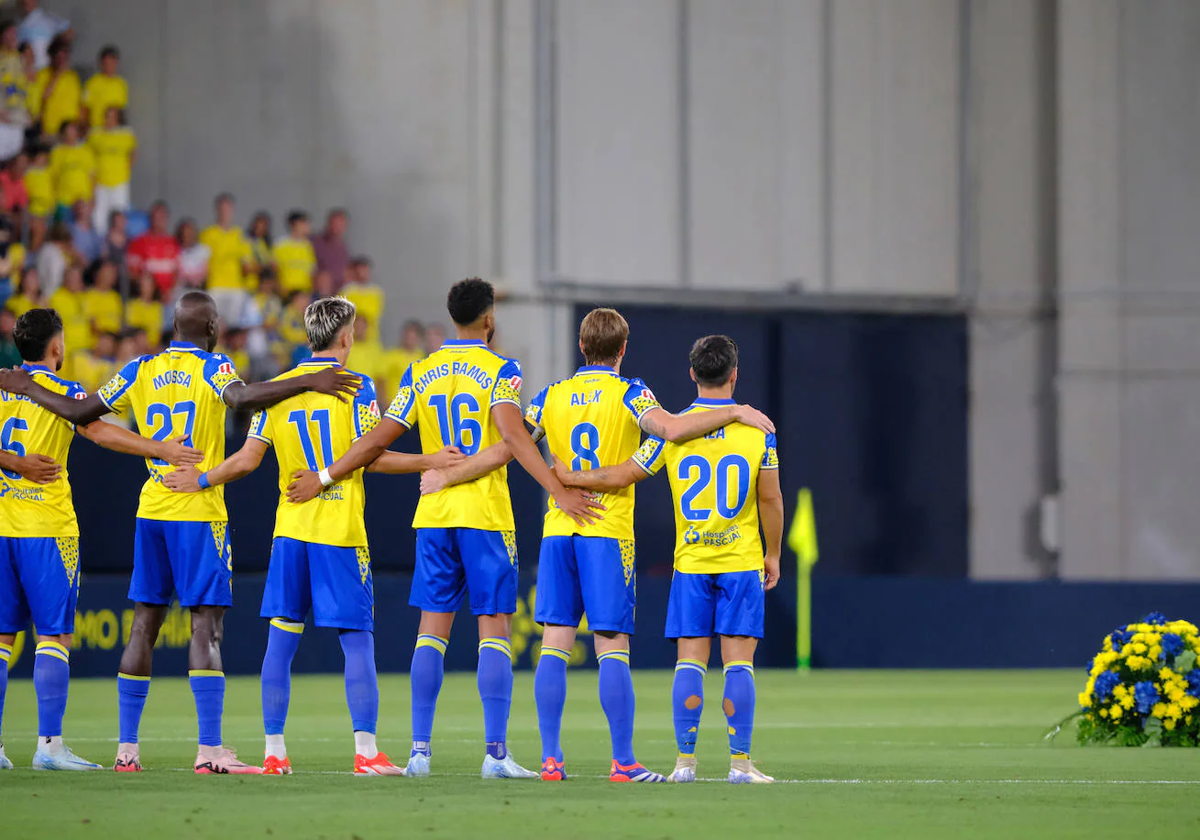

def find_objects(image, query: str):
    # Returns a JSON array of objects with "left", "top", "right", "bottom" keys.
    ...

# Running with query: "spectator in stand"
[
  {"left": 0, "top": 21, "right": 29, "bottom": 161},
  {"left": 16, "top": 0, "right": 70, "bottom": 71},
  {"left": 35, "top": 217, "right": 69, "bottom": 297},
  {"left": 311, "top": 207, "right": 349, "bottom": 289},
  {"left": 83, "top": 45, "right": 126, "bottom": 128},
  {"left": 73, "top": 329, "right": 116, "bottom": 393},
  {"left": 175, "top": 217, "right": 209, "bottom": 287},
  {"left": 1, "top": 151, "right": 29, "bottom": 221},
  {"left": 312, "top": 268, "right": 334, "bottom": 300},
  {"left": 88, "top": 106, "right": 135, "bottom": 233},
  {"left": 384, "top": 318, "right": 426, "bottom": 388},
  {"left": 30, "top": 34, "right": 80, "bottom": 137},
  {"left": 103, "top": 207, "right": 127, "bottom": 263},
  {"left": 278, "top": 289, "right": 310, "bottom": 349},
  {"left": 124, "top": 270, "right": 161, "bottom": 349},
  {"left": 4, "top": 265, "right": 38, "bottom": 318},
  {"left": 424, "top": 322, "right": 446, "bottom": 355},
  {"left": 217, "top": 326, "right": 250, "bottom": 378},
  {"left": 49, "top": 121, "right": 94, "bottom": 211},
  {"left": 70, "top": 199, "right": 102, "bottom": 266},
  {"left": 245, "top": 210, "right": 273, "bottom": 288},
  {"left": 348, "top": 314, "right": 389, "bottom": 394},
  {"left": 0, "top": 307, "right": 19, "bottom": 368},
  {"left": 84, "top": 257, "right": 121, "bottom": 335},
  {"left": 47, "top": 262, "right": 87, "bottom": 373},
  {"left": 23, "top": 141, "right": 52, "bottom": 219},
  {"left": 200, "top": 192, "right": 253, "bottom": 326},
  {"left": 272, "top": 209, "right": 315, "bottom": 295},
  {"left": 117, "top": 325, "right": 146, "bottom": 361},
  {"left": 126, "top": 200, "right": 180, "bottom": 297},
  {"left": 341, "top": 255, "right": 382, "bottom": 342}
]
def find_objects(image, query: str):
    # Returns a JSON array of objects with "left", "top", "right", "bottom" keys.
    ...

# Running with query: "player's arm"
[
  {"left": 552, "top": 454, "right": 650, "bottom": 493},
  {"left": 222, "top": 367, "right": 360, "bottom": 412},
  {"left": 0, "top": 451, "right": 62, "bottom": 484},
  {"left": 367, "top": 445, "right": 464, "bottom": 475},
  {"left": 76, "top": 423, "right": 204, "bottom": 467},
  {"left": 639, "top": 403, "right": 775, "bottom": 442},
  {"left": 492, "top": 402, "right": 604, "bottom": 526},
  {"left": 287, "top": 418, "right": 405, "bottom": 502},
  {"left": 163, "top": 438, "right": 269, "bottom": 494},
  {"left": 419, "top": 440, "right": 513, "bottom": 495},
  {"left": 757, "top": 467, "right": 784, "bottom": 592},
  {"left": 0, "top": 368, "right": 110, "bottom": 425}
]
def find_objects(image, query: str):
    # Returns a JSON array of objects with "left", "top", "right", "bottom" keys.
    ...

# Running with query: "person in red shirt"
[
  {"left": 0, "top": 152, "right": 29, "bottom": 219},
  {"left": 126, "top": 200, "right": 180, "bottom": 296}
]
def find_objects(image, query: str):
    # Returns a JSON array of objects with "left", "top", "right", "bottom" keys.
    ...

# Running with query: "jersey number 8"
[
  {"left": 570, "top": 422, "right": 600, "bottom": 471},
  {"left": 677, "top": 453, "right": 751, "bottom": 521}
]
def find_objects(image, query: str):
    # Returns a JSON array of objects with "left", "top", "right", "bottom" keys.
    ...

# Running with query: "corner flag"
[{"left": 788, "top": 488, "right": 818, "bottom": 670}]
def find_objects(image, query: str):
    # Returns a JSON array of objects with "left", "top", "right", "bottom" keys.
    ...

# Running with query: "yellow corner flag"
[{"left": 790, "top": 488, "right": 818, "bottom": 670}]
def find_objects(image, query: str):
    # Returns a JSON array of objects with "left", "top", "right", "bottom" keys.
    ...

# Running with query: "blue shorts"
[
  {"left": 0, "top": 536, "right": 80, "bottom": 635},
  {"left": 411, "top": 528, "right": 518, "bottom": 616},
  {"left": 261, "top": 538, "right": 374, "bottom": 632},
  {"left": 664, "top": 570, "right": 765, "bottom": 639},
  {"left": 130, "top": 519, "right": 233, "bottom": 608},
  {"left": 535, "top": 535, "right": 636, "bottom": 635}
]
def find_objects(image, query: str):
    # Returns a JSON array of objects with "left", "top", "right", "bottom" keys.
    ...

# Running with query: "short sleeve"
[
  {"left": 622, "top": 377, "right": 662, "bottom": 423},
  {"left": 762, "top": 432, "right": 779, "bottom": 470},
  {"left": 353, "top": 375, "right": 381, "bottom": 440},
  {"left": 247, "top": 409, "right": 272, "bottom": 445},
  {"left": 491, "top": 358, "right": 523, "bottom": 407},
  {"left": 97, "top": 356, "right": 143, "bottom": 415},
  {"left": 384, "top": 364, "right": 415, "bottom": 428},
  {"left": 202, "top": 352, "right": 244, "bottom": 401},
  {"left": 65, "top": 379, "right": 87, "bottom": 401},
  {"left": 524, "top": 385, "right": 549, "bottom": 428},
  {"left": 632, "top": 436, "right": 666, "bottom": 476}
]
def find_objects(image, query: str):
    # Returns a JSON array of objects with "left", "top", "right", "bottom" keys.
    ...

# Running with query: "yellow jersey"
[
  {"left": 124, "top": 298, "right": 163, "bottom": 347},
  {"left": 47, "top": 287, "right": 90, "bottom": 352},
  {"left": 525, "top": 366, "right": 662, "bottom": 540},
  {"left": 6, "top": 292, "right": 39, "bottom": 319},
  {"left": 343, "top": 284, "right": 384, "bottom": 341},
  {"left": 0, "top": 364, "right": 86, "bottom": 537},
  {"left": 348, "top": 339, "right": 390, "bottom": 395},
  {"left": 279, "top": 306, "right": 307, "bottom": 346},
  {"left": 248, "top": 359, "right": 380, "bottom": 546},
  {"left": 24, "top": 165, "right": 54, "bottom": 217},
  {"left": 98, "top": 341, "right": 244, "bottom": 522},
  {"left": 87, "top": 126, "right": 136, "bottom": 188},
  {"left": 384, "top": 339, "right": 523, "bottom": 531},
  {"left": 634, "top": 398, "right": 778, "bottom": 574},
  {"left": 84, "top": 288, "right": 122, "bottom": 334},
  {"left": 71, "top": 351, "right": 115, "bottom": 394},
  {"left": 31, "top": 67, "right": 82, "bottom": 136},
  {"left": 272, "top": 237, "right": 316, "bottom": 294},
  {"left": 82, "top": 73, "right": 128, "bottom": 127},
  {"left": 49, "top": 142, "right": 95, "bottom": 205},
  {"left": 200, "top": 225, "right": 253, "bottom": 291}
]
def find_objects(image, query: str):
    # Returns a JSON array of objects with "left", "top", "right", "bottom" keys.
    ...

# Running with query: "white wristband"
[{"left": 318, "top": 468, "right": 334, "bottom": 488}]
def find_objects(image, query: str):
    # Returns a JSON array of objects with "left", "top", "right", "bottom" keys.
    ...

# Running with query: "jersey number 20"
[{"left": 677, "top": 453, "right": 750, "bottom": 521}]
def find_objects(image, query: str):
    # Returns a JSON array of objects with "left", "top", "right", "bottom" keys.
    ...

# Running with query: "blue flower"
[
  {"left": 1161, "top": 633, "right": 1185, "bottom": 658},
  {"left": 1133, "top": 681, "right": 1160, "bottom": 714},
  {"left": 1188, "top": 671, "right": 1200, "bottom": 699},
  {"left": 1109, "top": 629, "right": 1133, "bottom": 652},
  {"left": 1144, "top": 611, "right": 1168, "bottom": 626},
  {"left": 1094, "top": 670, "right": 1121, "bottom": 702}
]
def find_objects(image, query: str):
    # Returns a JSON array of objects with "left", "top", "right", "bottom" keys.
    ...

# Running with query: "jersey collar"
[
  {"left": 168, "top": 340, "right": 203, "bottom": 353},
  {"left": 692, "top": 397, "right": 735, "bottom": 407},
  {"left": 299, "top": 356, "right": 340, "bottom": 366},
  {"left": 441, "top": 339, "right": 488, "bottom": 349},
  {"left": 20, "top": 363, "right": 50, "bottom": 373},
  {"left": 576, "top": 365, "right": 618, "bottom": 376}
]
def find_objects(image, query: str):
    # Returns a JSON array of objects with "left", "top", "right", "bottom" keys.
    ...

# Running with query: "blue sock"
[
  {"left": 535, "top": 646, "right": 570, "bottom": 762},
  {"left": 34, "top": 642, "right": 70, "bottom": 739},
  {"left": 189, "top": 670, "right": 225, "bottom": 748},
  {"left": 340, "top": 631, "right": 378, "bottom": 734},
  {"left": 598, "top": 650, "right": 636, "bottom": 766},
  {"left": 672, "top": 658, "right": 707, "bottom": 755},
  {"left": 410, "top": 634, "right": 447, "bottom": 754},
  {"left": 723, "top": 661, "right": 756, "bottom": 757},
  {"left": 261, "top": 620, "right": 303, "bottom": 736},
  {"left": 0, "top": 641, "right": 11, "bottom": 741},
  {"left": 117, "top": 673, "right": 150, "bottom": 744},
  {"left": 478, "top": 637, "right": 513, "bottom": 760}
]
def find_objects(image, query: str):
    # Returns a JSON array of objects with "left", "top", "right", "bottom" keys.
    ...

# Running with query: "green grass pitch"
[{"left": 3, "top": 669, "right": 1200, "bottom": 838}]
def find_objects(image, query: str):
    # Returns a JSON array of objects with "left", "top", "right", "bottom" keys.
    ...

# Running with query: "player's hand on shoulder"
[
  {"left": 163, "top": 466, "right": 202, "bottom": 493},
  {"left": 305, "top": 367, "right": 361, "bottom": 402},
  {"left": 733, "top": 404, "right": 775, "bottom": 434},
  {"left": 553, "top": 486, "right": 606, "bottom": 528},
  {"left": 0, "top": 366, "right": 32, "bottom": 395},
  {"left": 419, "top": 469, "right": 447, "bottom": 496},
  {"left": 16, "top": 454, "right": 62, "bottom": 484},
  {"left": 550, "top": 453, "right": 571, "bottom": 486},
  {"left": 428, "top": 445, "right": 465, "bottom": 470},
  {"left": 286, "top": 469, "right": 323, "bottom": 503},
  {"left": 159, "top": 435, "right": 204, "bottom": 467},
  {"left": 763, "top": 553, "right": 781, "bottom": 591}
]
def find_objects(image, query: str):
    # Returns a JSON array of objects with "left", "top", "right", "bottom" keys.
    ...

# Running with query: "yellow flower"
[
  {"left": 1149, "top": 646, "right": 1162, "bottom": 660},
  {"left": 1109, "top": 704, "right": 1124, "bottom": 721},
  {"left": 1136, "top": 623, "right": 1152, "bottom": 633},
  {"left": 1160, "top": 667, "right": 1176, "bottom": 681},
  {"left": 1099, "top": 707, "right": 1109, "bottom": 719},
  {"left": 1152, "top": 702, "right": 1168, "bottom": 718},
  {"left": 1165, "top": 718, "right": 1177, "bottom": 731},
  {"left": 1078, "top": 692, "right": 1092, "bottom": 708},
  {"left": 1169, "top": 688, "right": 1185, "bottom": 703},
  {"left": 1086, "top": 676, "right": 1096, "bottom": 695},
  {"left": 1120, "top": 694, "right": 1134, "bottom": 709},
  {"left": 1113, "top": 684, "right": 1129, "bottom": 698},
  {"left": 1126, "top": 655, "right": 1152, "bottom": 670},
  {"left": 1182, "top": 696, "right": 1199, "bottom": 712},
  {"left": 1168, "top": 703, "right": 1182, "bottom": 719},
  {"left": 1131, "top": 642, "right": 1148, "bottom": 655}
]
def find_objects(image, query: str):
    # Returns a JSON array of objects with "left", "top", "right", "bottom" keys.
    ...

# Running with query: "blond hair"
[{"left": 578, "top": 308, "right": 629, "bottom": 365}]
